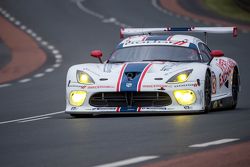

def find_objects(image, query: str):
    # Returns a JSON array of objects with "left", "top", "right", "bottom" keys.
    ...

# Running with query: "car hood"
[
  {"left": 68, "top": 61, "right": 204, "bottom": 91},
  {"left": 87, "top": 62, "right": 191, "bottom": 74}
]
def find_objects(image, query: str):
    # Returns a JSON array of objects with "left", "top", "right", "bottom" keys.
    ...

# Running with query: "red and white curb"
[{"left": 0, "top": 7, "right": 63, "bottom": 88}]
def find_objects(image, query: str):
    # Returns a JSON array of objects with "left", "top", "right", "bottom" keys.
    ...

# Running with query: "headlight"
[
  {"left": 69, "top": 91, "right": 87, "bottom": 106},
  {"left": 174, "top": 90, "right": 196, "bottom": 105},
  {"left": 77, "top": 70, "right": 95, "bottom": 84},
  {"left": 167, "top": 69, "right": 193, "bottom": 83}
]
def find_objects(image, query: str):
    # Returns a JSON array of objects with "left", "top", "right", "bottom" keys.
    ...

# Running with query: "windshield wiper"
[{"left": 142, "top": 59, "right": 182, "bottom": 62}]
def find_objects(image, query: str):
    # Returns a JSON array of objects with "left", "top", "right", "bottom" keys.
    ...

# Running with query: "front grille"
[{"left": 89, "top": 92, "right": 172, "bottom": 107}]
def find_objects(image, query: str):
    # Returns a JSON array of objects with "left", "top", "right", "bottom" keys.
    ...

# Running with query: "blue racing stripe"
[
  {"left": 120, "top": 63, "right": 148, "bottom": 92},
  {"left": 168, "top": 27, "right": 192, "bottom": 31},
  {"left": 146, "top": 35, "right": 169, "bottom": 41},
  {"left": 120, "top": 107, "right": 137, "bottom": 112}
]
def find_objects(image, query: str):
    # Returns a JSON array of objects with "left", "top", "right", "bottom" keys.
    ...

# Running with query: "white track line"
[
  {"left": 94, "top": 156, "right": 159, "bottom": 167},
  {"left": 34, "top": 73, "right": 45, "bottom": 78},
  {"left": 45, "top": 68, "right": 54, "bottom": 73},
  {"left": 0, "top": 111, "right": 64, "bottom": 125},
  {"left": 74, "top": 0, "right": 104, "bottom": 19},
  {"left": 189, "top": 138, "right": 240, "bottom": 148},
  {"left": 18, "top": 116, "right": 51, "bottom": 123},
  {"left": 18, "top": 78, "right": 32, "bottom": 83},
  {"left": 0, "top": 84, "right": 11, "bottom": 88},
  {"left": 73, "top": 0, "right": 130, "bottom": 28}
]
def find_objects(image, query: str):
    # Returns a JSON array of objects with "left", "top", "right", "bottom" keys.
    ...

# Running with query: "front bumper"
[{"left": 66, "top": 81, "right": 205, "bottom": 114}]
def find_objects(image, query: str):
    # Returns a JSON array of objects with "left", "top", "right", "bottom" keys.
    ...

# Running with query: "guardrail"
[{"left": 235, "top": 0, "right": 250, "bottom": 12}]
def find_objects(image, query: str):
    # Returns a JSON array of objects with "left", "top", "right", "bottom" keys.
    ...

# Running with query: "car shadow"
[{"left": 67, "top": 112, "right": 204, "bottom": 119}]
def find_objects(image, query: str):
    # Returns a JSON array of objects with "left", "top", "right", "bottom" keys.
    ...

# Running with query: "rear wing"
[{"left": 120, "top": 27, "right": 237, "bottom": 43}]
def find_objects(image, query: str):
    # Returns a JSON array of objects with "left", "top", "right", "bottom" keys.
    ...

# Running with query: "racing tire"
[
  {"left": 204, "top": 71, "right": 212, "bottom": 113},
  {"left": 70, "top": 114, "right": 93, "bottom": 118},
  {"left": 230, "top": 68, "right": 239, "bottom": 109}
]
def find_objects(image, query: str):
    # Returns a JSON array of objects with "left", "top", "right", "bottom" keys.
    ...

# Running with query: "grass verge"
[{"left": 204, "top": 0, "right": 250, "bottom": 23}]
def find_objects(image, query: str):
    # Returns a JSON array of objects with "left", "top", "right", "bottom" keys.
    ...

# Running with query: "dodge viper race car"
[{"left": 66, "top": 27, "right": 240, "bottom": 116}]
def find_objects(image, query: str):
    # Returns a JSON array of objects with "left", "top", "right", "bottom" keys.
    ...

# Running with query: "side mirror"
[
  {"left": 210, "top": 50, "right": 224, "bottom": 57},
  {"left": 90, "top": 50, "right": 103, "bottom": 63}
]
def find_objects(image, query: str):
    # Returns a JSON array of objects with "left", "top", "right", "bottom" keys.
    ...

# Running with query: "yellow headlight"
[
  {"left": 176, "top": 74, "right": 188, "bottom": 82},
  {"left": 167, "top": 69, "right": 193, "bottom": 83},
  {"left": 79, "top": 73, "right": 90, "bottom": 83},
  {"left": 69, "top": 91, "right": 87, "bottom": 106},
  {"left": 174, "top": 90, "right": 196, "bottom": 105},
  {"left": 77, "top": 71, "right": 94, "bottom": 84}
]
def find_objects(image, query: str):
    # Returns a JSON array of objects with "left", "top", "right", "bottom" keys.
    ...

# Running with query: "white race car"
[{"left": 66, "top": 27, "right": 240, "bottom": 116}]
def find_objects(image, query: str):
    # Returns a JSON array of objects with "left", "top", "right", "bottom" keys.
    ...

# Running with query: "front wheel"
[{"left": 204, "top": 72, "right": 212, "bottom": 113}]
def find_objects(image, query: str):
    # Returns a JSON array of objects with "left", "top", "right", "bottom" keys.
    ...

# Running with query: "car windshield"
[{"left": 108, "top": 45, "right": 200, "bottom": 63}]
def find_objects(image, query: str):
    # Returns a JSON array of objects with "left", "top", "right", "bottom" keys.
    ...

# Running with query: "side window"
[{"left": 198, "top": 43, "right": 211, "bottom": 62}]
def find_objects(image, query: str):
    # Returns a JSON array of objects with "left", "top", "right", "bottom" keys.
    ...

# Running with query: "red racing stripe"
[
  {"left": 174, "top": 41, "right": 187, "bottom": 45},
  {"left": 142, "top": 36, "right": 147, "bottom": 41},
  {"left": 166, "top": 35, "right": 173, "bottom": 41},
  {"left": 137, "top": 63, "right": 153, "bottom": 92},
  {"left": 178, "top": 41, "right": 187, "bottom": 45},
  {"left": 116, "top": 64, "right": 127, "bottom": 92},
  {"left": 116, "top": 107, "right": 121, "bottom": 112}
]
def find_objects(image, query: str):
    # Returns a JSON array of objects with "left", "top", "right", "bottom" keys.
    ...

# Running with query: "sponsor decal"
[
  {"left": 142, "top": 84, "right": 171, "bottom": 88},
  {"left": 87, "top": 85, "right": 115, "bottom": 89},
  {"left": 92, "top": 107, "right": 116, "bottom": 111},
  {"left": 126, "top": 82, "right": 133, "bottom": 88},
  {"left": 68, "top": 84, "right": 114, "bottom": 89},
  {"left": 173, "top": 83, "right": 198, "bottom": 88},
  {"left": 143, "top": 83, "right": 198, "bottom": 89},
  {"left": 68, "top": 84, "right": 85, "bottom": 88},
  {"left": 216, "top": 59, "right": 236, "bottom": 87},
  {"left": 71, "top": 107, "right": 77, "bottom": 110},
  {"left": 141, "top": 107, "right": 167, "bottom": 110}
]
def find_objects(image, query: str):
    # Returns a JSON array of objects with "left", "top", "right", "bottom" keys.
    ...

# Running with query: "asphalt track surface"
[{"left": 0, "top": 0, "right": 250, "bottom": 166}]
